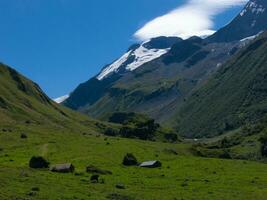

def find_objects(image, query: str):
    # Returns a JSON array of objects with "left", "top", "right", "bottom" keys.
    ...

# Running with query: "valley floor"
[{"left": 1, "top": 125, "right": 267, "bottom": 200}]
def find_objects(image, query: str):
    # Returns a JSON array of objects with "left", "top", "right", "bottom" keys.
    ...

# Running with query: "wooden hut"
[{"left": 50, "top": 163, "right": 75, "bottom": 173}]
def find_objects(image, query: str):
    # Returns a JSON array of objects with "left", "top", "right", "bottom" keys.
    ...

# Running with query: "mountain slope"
[
  {"left": 64, "top": 0, "right": 267, "bottom": 124},
  {"left": 64, "top": 37, "right": 242, "bottom": 122},
  {"left": 172, "top": 31, "right": 267, "bottom": 138},
  {"left": 0, "top": 63, "right": 106, "bottom": 133}
]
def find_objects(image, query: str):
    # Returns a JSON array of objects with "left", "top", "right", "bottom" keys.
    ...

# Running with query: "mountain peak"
[
  {"left": 207, "top": 0, "right": 267, "bottom": 43},
  {"left": 240, "top": 0, "right": 266, "bottom": 17}
]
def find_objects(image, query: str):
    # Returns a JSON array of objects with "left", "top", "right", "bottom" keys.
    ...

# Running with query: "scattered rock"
[
  {"left": 86, "top": 165, "right": 112, "bottom": 175},
  {"left": 181, "top": 182, "right": 188, "bottom": 187},
  {"left": 31, "top": 187, "right": 40, "bottom": 192},
  {"left": 27, "top": 191, "right": 37, "bottom": 196},
  {"left": 25, "top": 120, "right": 31, "bottom": 124},
  {"left": 90, "top": 174, "right": 99, "bottom": 183},
  {"left": 122, "top": 153, "right": 138, "bottom": 166},
  {"left": 116, "top": 183, "right": 126, "bottom": 189},
  {"left": 29, "top": 156, "right": 49, "bottom": 169},
  {"left": 20, "top": 133, "right": 27, "bottom": 139}
]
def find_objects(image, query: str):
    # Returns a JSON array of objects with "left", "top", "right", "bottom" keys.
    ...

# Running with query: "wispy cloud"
[{"left": 134, "top": 0, "right": 248, "bottom": 41}]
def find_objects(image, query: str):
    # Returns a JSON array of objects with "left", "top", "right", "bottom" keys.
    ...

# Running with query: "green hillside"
[
  {"left": 0, "top": 61, "right": 267, "bottom": 200},
  {"left": 0, "top": 63, "right": 116, "bottom": 134},
  {"left": 1, "top": 61, "right": 267, "bottom": 200},
  {"left": 172, "top": 31, "right": 267, "bottom": 138}
]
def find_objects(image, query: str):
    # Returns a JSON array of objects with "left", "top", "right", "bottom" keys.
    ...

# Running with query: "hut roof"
[
  {"left": 50, "top": 163, "right": 74, "bottom": 172},
  {"left": 139, "top": 160, "right": 161, "bottom": 167},
  {"left": 53, "top": 163, "right": 72, "bottom": 169}
]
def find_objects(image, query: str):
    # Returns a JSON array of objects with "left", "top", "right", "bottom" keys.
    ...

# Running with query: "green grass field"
[{"left": 1, "top": 124, "right": 267, "bottom": 200}]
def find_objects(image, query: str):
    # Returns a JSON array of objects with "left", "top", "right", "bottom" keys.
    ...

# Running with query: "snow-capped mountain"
[
  {"left": 207, "top": 0, "right": 267, "bottom": 43},
  {"left": 97, "top": 37, "right": 181, "bottom": 80},
  {"left": 63, "top": 0, "right": 267, "bottom": 123}
]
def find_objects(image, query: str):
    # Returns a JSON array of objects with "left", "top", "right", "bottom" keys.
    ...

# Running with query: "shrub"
[
  {"left": 259, "top": 132, "right": 267, "bottom": 157},
  {"left": 104, "top": 128, "right": 118, "bottom": 136}
]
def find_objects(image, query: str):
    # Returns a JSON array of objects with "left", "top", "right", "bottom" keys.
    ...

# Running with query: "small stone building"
[{"left": 50, "top": 163, "right": 75, "bottom": 173}]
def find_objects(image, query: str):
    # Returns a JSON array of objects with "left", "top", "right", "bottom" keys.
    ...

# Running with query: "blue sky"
[{"left": 0, "top": 0, "right": 247, "bottom": 98}]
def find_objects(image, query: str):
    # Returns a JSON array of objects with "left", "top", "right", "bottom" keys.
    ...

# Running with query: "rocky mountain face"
[
  {"left": 63, "top": 0, "right": 267, "bottom": 129},
  {"left": 207, "top": 0, "right": 267, "bottom": 43}
]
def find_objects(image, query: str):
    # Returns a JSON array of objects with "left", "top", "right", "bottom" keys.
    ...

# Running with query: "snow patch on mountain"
[
  {"left": 97, "top": 51, "right": 131, "bottom": 80},
  {"left": 240, "top": 31, "right": 263, "bottom": 42},
  {"left": 54, "top": 95, "right": 69, "bottom": 104},
  {"left": 97, "top": 42, "right": 169, "bottom": 80},
  {"left": 126, "top": 46, "right": 169, "bottom": 71}
]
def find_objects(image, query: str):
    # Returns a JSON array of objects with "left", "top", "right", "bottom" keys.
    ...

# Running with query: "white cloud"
[{"left": 134, "top": 0, "right": 248, "bottom": 41}]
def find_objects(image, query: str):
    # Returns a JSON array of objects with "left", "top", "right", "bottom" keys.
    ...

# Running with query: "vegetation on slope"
[
  {"left": 104, "top": 112, "right": 179, "bottom": 142},
  {"left": 64, "top": 37, "right": 240, "bottom": 123},
  {"left": 0, "top": 62, "right": 119, "bottom": 135},
  {"left": 172, "top": 32, "right": 267, "bottom": 138}
]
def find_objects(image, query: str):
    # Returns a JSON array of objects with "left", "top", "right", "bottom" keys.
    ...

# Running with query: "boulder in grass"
[
  {"left": 122, "top": 153, "right": 138, "bottom": 166},
  {"left": 90, "top": 174, "right": 99, "bottom": 183},
  {"left": 20, "top": 133, "right": 27, "bottom": 139},
  {"left": 86, "top": 165, "right": 112, "bottom": 175},
  {"left": 116, "top": 183, "right": 126, "bottom": 189},
  {"left": 29, "top": 156, "right": 49, "bottom": 169}
]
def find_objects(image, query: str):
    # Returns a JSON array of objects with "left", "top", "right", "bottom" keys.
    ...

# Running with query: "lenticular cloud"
[{"left": 134, "top": 0, "right": 248, "bottom": 41}]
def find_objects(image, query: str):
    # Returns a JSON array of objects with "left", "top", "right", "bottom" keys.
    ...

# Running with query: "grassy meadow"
[{"left": 1, "top": 124, "right": 267, "bottom": 200}]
